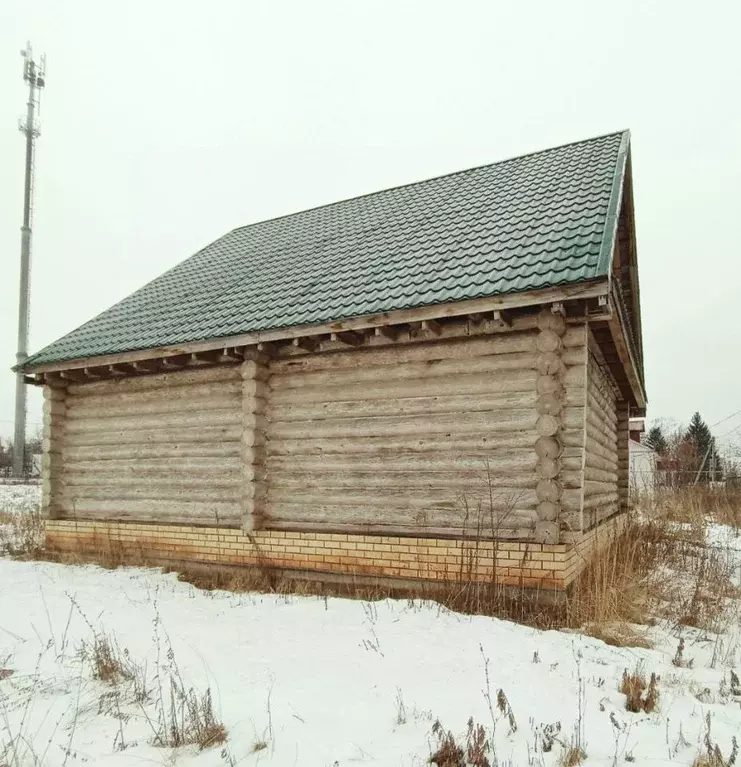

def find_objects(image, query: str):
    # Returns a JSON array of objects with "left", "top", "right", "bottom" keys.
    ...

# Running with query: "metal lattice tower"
[{"left": 12, "top": 42, "right": 46, "bottom": 477}]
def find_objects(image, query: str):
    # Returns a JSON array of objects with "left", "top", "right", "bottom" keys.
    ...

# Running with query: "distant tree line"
[
  {"left": 643, "top": 412, "right": 738, "bottom": 486},
  {"left": 0, "top": 431, "right": 43, "bottom": 478}
]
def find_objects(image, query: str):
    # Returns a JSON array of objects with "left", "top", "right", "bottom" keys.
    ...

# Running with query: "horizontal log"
[
  {"left": 266, "top": 451, "right": 536, "bottom": 474},
  {"left": 267, "top": 486, "right": 537, "bottom": 507},
  {"left": 63, "top": 457, "right": 241, "bottom": 477},
  {"left": 583, "top": 449, "right": 618, "bottom": 472},
  {"left": 559, "top": 470, "right": 585, "bottom": 490},
  {"left": 271, "top": 353, "right": 538, "bottom": 392},
  {"left": 63, "top": 425, "right": 242, "bottom": 447},
  {"left": 65, "top": 380, "right": 242, "bottom": 411},
  {"left": 53, "top": 513, "right": 241, "bottom": 529},
  {"left": 582, "top": 492, "right": 619, "bottom": 510},
  {"left": 561, "top": 406, "right": 586, "bottom": 431},
  {"left": 587, "top": 387, "right": 617, "bottom": 426},
  {"left": 583, "top": 480, "right": 618, "bottom": 496},
  {"left": 584, "top": 466, "right": 618, "bottom": 483},
  {"left": 560, "top": 489, "right": 583, "bottom": 512},
  {"left": 589, "top": 353, "right": 618, "bottom": 389},
  {"left": 267, "top": 391, "right": 535, "bottom": 423},
  {"left": 66, "top": 365, "right": 240, "bottom": 395},
  {"left": 561, "top": 454, "right": 583, "bottom": 472},
  {"left": 270, "top": 370, "right": 539, "bottom": 405},
  {"left": 57, "top": 498, "right": 241, "bottom": 523},
  {"left": 42, "top": 454, "right": 64, "bottom": 471},
  {"left": 266, "top": 432, "right": 536, "bottom": 456},
  {"left": 562, "top": 446, "right": 584, "bottom": 460},
  {"left": 61, "top": 485, "right": 241, "bottom": 502},
  {"left": 66, "top": 392, "right": 240, "bottom": 420},
  {"left": 44, "top": 386, "right": 66, "bottom": 401},
  {"left": 268, "top": 472, "right": 537, "bottom": 495},
  {"left": 562, "top": 346, "right": 587, "bottom": 368},
  {"left": 587, "top": 388, "right": 617, "bottom": 430},
  {"left": 586, "top": 409, "right": 618, "bottom": 443},
  {"left": 585, "top": 421, "right": 617, "bottom": 454},
  {"left": 561, "top": 429, "right": 585, "bottom": 449},
  {"left": 269, "top": 410, "right": 538, "bottom": 441},
  {"left": 65, "top": 408, "right": 237, "bottom": 435},
  {"left": 264, "top": 501, "right": 538, "bottom": 529},
  {"left": 64, "top": 458, "right": 244, "bottom": 484},
  {"left": 584, "top": 435, "right": 618, "bottom": 465},
  {"left": 43, "top": 400, "right": 66, "bottom": 416},
  {"left": 587, "top": 377, "right": 617, "bottom": 415},
  {"left": 271, "top": 334, "right": 538, "bottom": 376},
  {"left": 562, "top": 369, "right": 587, "bottom": 394},
  {"left": 63, "top": 442, "right": 241, "bottom": 462},
  {"left": 559, "top": 510, "right": 583, "bottom": 533}
]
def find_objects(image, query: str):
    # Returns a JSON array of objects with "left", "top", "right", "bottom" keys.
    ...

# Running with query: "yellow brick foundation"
[{"left": 45, "top": 514, "right": 627, "bottom": 592}]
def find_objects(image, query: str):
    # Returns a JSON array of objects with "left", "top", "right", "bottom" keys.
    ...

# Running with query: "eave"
[{"left": 21, "top": 280, "right": 610, "bottom": 384}]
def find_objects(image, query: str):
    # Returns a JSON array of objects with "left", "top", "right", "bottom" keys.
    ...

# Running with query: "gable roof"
[{"left": 23, "top": 130, "right": 630, "bottom": 369}]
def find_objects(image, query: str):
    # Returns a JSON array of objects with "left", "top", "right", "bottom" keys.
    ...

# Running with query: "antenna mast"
[{"left": 12, "top": 42, "right": 46, "bottom": 477}]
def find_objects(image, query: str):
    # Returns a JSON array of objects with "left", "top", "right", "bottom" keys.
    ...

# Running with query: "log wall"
[
  {"left": 45, "top": 316, "right": 592, "bottom": 544},
  {"left": 583, "top": 347, "right": 620, "bottom": 529},
  {"left": 264, "top": 317, "right": 587, "bottom": 541},
  {"left": 57, "top": 366, "right": 243, "bottom": 526}
]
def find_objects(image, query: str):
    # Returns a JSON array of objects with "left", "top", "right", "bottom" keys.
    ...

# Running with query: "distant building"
[
  {"left": 630, "top": 439, "right": 658, "bottom": 494},
  {"left": 629, "top": 417, "right": 645, "bottom": 444}
]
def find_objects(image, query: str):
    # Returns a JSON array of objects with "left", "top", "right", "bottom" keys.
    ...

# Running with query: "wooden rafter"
[
  {"left": 330, "top": 330, "right": 364, "bottom": 347},
  {"left": 293, "top": 336, "right": 320, "bottom": 352}
]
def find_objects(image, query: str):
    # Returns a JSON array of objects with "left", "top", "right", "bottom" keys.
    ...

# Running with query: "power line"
[{"left": 710, "top": 409, "right": 741, "bottom": 429}]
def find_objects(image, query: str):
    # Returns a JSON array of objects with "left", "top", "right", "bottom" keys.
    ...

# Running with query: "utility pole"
[{"left": 12, "top": 43, "right": 46, "bottom": 477}]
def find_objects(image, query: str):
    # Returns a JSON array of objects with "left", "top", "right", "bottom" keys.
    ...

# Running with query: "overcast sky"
[{"left": 1, "top": 0, "right": 740, "bottom": 450}]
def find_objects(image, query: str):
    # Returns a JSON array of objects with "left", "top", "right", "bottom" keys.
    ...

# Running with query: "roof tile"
[{"left": 24, "top": 130, "right": 629, "bottom": 367}]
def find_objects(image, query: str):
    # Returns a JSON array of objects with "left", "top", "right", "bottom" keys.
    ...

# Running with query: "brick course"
[{"left": 45, "top": 514, "right": 626, "bottom": 591}]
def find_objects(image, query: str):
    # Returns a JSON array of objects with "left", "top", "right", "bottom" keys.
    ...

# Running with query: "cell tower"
[{"left": 12, "top": 43, "right": 46, "bottom": 477}]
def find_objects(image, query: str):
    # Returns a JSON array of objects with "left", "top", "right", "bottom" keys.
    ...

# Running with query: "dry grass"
[
  {"left": 78, "top": 631, "right": 149, "bottom": 702},
  {"left": 16, "top": 486, "right": 741, "bottom": 652},
  {"left": 657, "top": 485, "right": 741, "bottom": 529},
  {"left": 152, "top": 684, "right": 227, "bottom": 750},
  {"left": 620, "top": 667, "right": 660, "bottom": 713},
  {"left": 0, "top": 502, "right": 44, "bottom": 557},
  {"left": 693, "top": 712, "right": 739, "bottom": 767},
  {"left": 560, "top": 745, "right": 586, "bottom": 767},
  {"left": 429, "top": 718, "right": 491, "bottom": 767},
  {"left": 563, "top": 487, "right": 741, "bottom": 643}
]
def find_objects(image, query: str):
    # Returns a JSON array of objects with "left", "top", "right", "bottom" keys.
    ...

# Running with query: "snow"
[
  {"left": 0, "top": 482, "right": 40, "bottom": 520},
  {"left": 1, "top": 486, "right": 741, "bottom": 765},
  {"left": 0, "top": 483, "right": 42, "bottom": 555}
]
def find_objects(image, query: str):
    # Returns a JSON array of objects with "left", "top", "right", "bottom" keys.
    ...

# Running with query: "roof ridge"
[{"left": 227, "top": 129, "right": 629, "bottom": 236}]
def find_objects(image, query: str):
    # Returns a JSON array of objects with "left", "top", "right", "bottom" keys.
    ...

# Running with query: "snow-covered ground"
[
  {"left": 1, "top": 485, "right": 740, "bottom": 766},
  {"left": 0, "top": 483, "right": 43, "bottom": 557}
]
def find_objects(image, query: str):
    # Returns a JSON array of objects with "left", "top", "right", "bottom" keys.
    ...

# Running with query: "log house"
[{"left": 19, "top": 131, "right": 645, "bottom": 593}]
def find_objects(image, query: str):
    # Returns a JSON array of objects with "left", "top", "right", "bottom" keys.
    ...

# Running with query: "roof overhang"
[{"left": 21, "top": 279, "right": 610, "bottom": 381}]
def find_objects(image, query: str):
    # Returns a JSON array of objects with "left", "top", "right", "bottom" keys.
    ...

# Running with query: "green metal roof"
[{"left": 23, "top": 130, "right": 629, "bottom": 369}]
